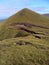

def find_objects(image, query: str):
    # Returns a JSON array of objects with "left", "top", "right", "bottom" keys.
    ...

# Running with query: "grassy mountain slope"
[
  {"left": 0, "top": 8, "right": 49, "bottom": 65},
  {"left": 0, "top": 8, "right": 49, "bottom": 40}
]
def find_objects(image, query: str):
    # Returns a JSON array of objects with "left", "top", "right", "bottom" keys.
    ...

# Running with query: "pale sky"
[{"left": 0, "top": 0, "right": 49, "bottom": 19}]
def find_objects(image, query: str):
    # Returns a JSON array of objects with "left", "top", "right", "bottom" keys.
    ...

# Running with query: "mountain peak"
[
  {"left": 19, "top": 8, "right": 33, "bottom": 13},
  {"left": 0, "top": 7, "right": 49, "bottom": 40},
  {"left": 21, "top": 8, "right": 30, "bottom": 11},
  {"left": 16, "top": 8, "right": 37, "bottom": 17}
]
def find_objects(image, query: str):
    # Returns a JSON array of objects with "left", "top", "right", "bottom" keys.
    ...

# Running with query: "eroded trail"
[
  {"left": 10, "top": 22, "right": 49, "bottom": 29},
  {"left": 8, "top": 22, "right": 49, "bottom": 39}
]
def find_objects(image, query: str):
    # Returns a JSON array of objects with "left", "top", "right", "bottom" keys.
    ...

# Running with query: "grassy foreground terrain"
[
  {"left": 0, "top": 8, "right": 49, "bottom": 65},
  {"left": 0, "top": 36, "right": 49, "bottom": 65}
]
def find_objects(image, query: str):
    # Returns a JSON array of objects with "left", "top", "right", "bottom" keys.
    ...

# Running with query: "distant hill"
[
  {"left": 43, "top": 14, "right": 49, "bottom": 17},
  {"left": 0, "top": 19, "right": 6, "bottom": 22}
]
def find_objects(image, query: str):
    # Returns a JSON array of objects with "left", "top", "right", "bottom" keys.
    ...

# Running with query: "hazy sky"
[{"left": 0, "top": 0, "right": 49, "bottom": 19}]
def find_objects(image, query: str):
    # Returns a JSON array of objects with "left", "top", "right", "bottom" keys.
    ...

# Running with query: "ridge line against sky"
[{"left": 0, "top": 0, "right": 49, "bottom": 19}]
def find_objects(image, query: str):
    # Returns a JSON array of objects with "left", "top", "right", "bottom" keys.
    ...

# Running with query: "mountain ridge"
[
  {"left": 0, "top": 8, "right": 49, "bottom": 65},
  {"left": 0, "top": 8, "right": 49, "bottom": 40}
]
